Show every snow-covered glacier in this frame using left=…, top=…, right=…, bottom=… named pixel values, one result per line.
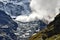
left=0, top=0, right=60, bottom=40
left=0, top=10, right=46, bottom=40
left=0, top=0, right=31, bottom=18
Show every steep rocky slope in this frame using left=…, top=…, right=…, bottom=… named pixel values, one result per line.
left=0, top=10, right=18, bottom=40
left=29, top=13, right=60, bottom=40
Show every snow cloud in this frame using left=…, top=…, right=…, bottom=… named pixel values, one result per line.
left=15, top=0, right=60, bottom=24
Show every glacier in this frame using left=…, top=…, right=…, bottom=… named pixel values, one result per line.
left=0, top=10, right=46, bottom=40
left=0, top=0, right=31, bottom=18
left=0, top=0, right=60, bottom=40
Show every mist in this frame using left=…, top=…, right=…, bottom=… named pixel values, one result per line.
left=15, top=0, right=60, bottom=24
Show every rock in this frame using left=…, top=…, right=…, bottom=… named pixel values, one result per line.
left=0, top=10, right=18, bottom=40
left=0, top=1, right=4, bottom=10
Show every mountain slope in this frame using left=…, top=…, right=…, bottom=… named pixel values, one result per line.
left=0, top=0, right=31, bottom=17
left=0, top=10, right=18, bottom=40
left=29, top=13, right=60, bottom=40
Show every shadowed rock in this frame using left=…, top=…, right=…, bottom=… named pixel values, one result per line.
left=0, top=10, right=18, bottom=40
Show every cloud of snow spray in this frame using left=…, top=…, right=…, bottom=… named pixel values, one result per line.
left=15, top=0, right=60, bottom=24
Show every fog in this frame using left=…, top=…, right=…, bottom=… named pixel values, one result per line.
left=16, top=0, right=60, bottom=24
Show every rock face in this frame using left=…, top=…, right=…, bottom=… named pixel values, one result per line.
left=29, top=13, right=60, bottom=40
left=0, top=10, right=18, bottom=40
